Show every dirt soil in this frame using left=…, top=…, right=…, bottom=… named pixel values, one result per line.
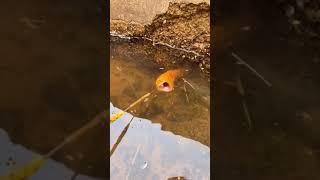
left=110, top=2, right=210, bottom=74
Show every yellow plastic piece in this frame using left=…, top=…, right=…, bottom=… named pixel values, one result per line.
left=0, top=157, right=45, bottom=180
left=110, top=111, right=125, bottom=123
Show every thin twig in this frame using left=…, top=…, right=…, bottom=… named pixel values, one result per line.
left=110, top=91, right=154, bottom=123
left=231, top=52, right=272, bottom=87
left=45, top=111, right=106, bottom=158
left=235, top=73, right=252, bottom=131
left=223, top=81, right=237, bottom=88
left=123, top=91, right=154, bottom=112
left=182, top=78, right=196, bottom=90
left=183, top=84, right=190, bottom=103
left=143, top=37, right=204, bottom=57
left=110, top=32, right=206, bottom=57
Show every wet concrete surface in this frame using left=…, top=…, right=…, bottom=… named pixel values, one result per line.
left=214, top=0, right=320, bottom=179
left=0, top=0, right=106, bottom=178
left=110, top=0, right=210, bottom=25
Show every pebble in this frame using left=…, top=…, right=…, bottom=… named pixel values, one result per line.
left=141, top=161, right=148, bottom=169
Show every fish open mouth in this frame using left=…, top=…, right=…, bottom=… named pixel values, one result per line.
left=159, top=82, right=172, bottom=92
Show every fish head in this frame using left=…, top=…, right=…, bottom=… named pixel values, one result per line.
left=156, top=78, right=174, bottom=92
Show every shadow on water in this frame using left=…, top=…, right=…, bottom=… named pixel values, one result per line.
left=214, top=0, right=320, bottom=179
left=0, top=0, right=106, bottom=179
left=110, top=39, right=210, bottom=179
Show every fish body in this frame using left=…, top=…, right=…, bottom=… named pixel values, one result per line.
left=155, top=68, right=187, bottom=92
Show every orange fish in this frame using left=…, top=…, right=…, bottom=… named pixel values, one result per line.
left=155, top=68, right=187, bottom=92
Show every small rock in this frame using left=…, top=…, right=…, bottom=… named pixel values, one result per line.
left=312, top=57, right=320, bottom=63
left=291, top=19, right=301, bottom=25
left=241, top=26, right=251, bottom=31
left=65, top=155, right=74, bottom=161
left=285, top=5, right=295, bottom=17
left=296, top=0, right=305, bottom=9
left=141, top=161, right=148, bottom=169
left=304, top=147, right=313, bottom=156
left=296, top=111, right=312, bottom=122
left=76, top=152, right=84, bottom=160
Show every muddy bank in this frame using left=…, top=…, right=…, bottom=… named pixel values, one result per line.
left=110, top=2, right=210, bottom=74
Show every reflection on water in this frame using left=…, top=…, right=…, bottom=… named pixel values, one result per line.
left=0, top=129, right=101, bottom=180
left=110, top=103, right=210, bottom=179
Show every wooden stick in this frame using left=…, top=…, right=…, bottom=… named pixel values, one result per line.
left=110, top=116, right=134, bottom=156
left=45, top=111, right=106, bottom=158
left=232, top=52, right=272, bottom=87
left=110, top=90, right=155, bottom=124
left=183, top=84, right=190, bottom=103
left=235, top=73, right=253, bottom=131
left=182, top=78, right=196, bottom=90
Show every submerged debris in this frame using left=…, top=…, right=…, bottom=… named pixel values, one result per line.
left=140, top=161, right=148, bottom=169
left=167, top=176, right=188, bottom=180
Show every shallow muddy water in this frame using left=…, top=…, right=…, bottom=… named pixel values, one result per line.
left=0, top=0, right=106, bottom=178
left=214, top=0, right=320, bottom=179
left=110, top=40, right=210, bottom=179
left=110, top=40, right=210, bottom=146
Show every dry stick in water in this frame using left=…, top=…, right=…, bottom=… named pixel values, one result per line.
left=0, top=111, right=106, bottom=180
left=183, top=84, right=190, bottom=103
left=110, top=91, right=154, bottom=123
left=231, top=52, right=272, bottom=87
left=45, top=111, right=106, bottom=158
left=110, top=116, right=135, bottom=157
left=182, top=78, right=196, bottom=90
left=110, top=32, right=206, bottom=57
left=235, top=73, right=253, bottom=131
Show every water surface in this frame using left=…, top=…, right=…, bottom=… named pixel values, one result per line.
left=110, top=40, right=211, bottom=179
left=110, top=40, right=210, bottom=146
